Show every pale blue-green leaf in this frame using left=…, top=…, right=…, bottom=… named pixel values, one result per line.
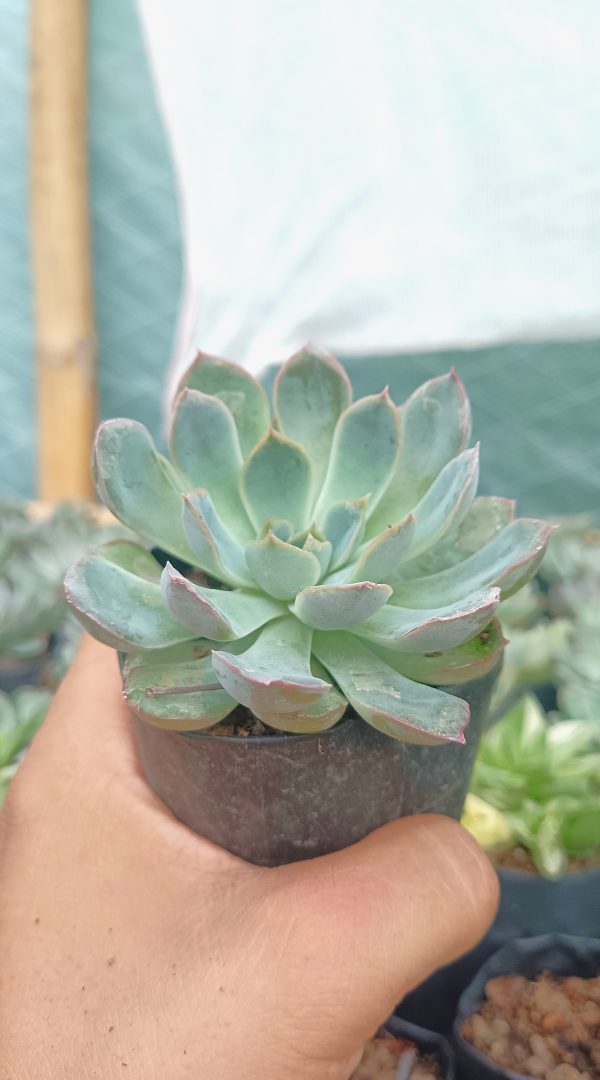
left=303, top=534, right=332, bottom=579
left=176, top=351, right=270, bottom=456
left=291, top=581, right=392, bottom=630
left=397, top=496, right=516, bottom=578
left=273, top=344, right=352, bottom=487
left=390, top=519, right=555, bottom=607
left=212, top=617, right=330, bottom=717
left=314, top=391, right=400, bottom=523
left=160, top=563, right=284, bottom=641
left=259, top=661, right=347, bottom=733
left=182, top=490, right=253, bottom=587
left=321, top=497, right=369, bottom=570
left=169, top=389, right=253, bottom=538
left=258, top=519, right=294, bottom=542
left=352, top=588, right=500, bottom=652
left=313, top=632, right=469, bottom=745
left=64, top=554, right=196, bottom=652
left=125, top=652, right=236, bottom=731
left=97, top=539, right=163, bottom=583
left=346, top=514, right=415, bottom=583
left=245, top=532, right=321, bottom=600
left=93, top=420, right=195, bottom=562
left=367, top=370, right=471, bottom=537
left=405, top=446, right=480, bottom=558
left=240, top=430, right=313, bottom=532
left=368, top=618, right=505, bottom=686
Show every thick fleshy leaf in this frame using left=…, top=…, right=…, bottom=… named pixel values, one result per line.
left=160, top=563, right=284, bottom=641
left=245, top=532, right=321, bottom=600
left=182, top=490, right=253, bottom=587
left=212, top=617, right=330, bottom=717
left=93, top=420, right=195, bottom=562
left=98, top=539, right=163, bottom=583
left=176, top=351, right=270, bottom=456
left=399, top=496, right=516, bottom=578
left=125, top=652, right=236, bottom=731
left=313, top=632, right=469, bottom=745
left=352, top=588, right=500, bottom=653
left=314, top=391, right=400, bottom=522
left=258, top=519, right=294, bottom=542
left=346, top=515, right=415, bottom=583
left=291, top=581, right=392, bottom=630
left=303, top=533, right=332, bottom=579
left=322, top=497, right=369, bottom=570
left=65, top=554, right=195, bottom=652
left=407, top=446, right=480, bottom=556
left=367, top=370, right=471, bottom=537
left=169, top=389, right=253, bottom=538
left=273, top=345, right=352, bottom=487
left=241, top=429, right=313, bottom=532
left=369, top=619, right=505, bottom=686
left=260, top=662, right=348, bottom=733
left=390, top=519, right=554, bottom=607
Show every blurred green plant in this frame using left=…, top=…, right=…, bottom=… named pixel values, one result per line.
left=468, top=694, right=600, bottom=878
left=0, top=687, right=51, bottom=807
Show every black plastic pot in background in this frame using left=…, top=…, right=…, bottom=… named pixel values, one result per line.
left=132, top=663, right=499, bottom=867
left=454, top=934, right=600, bottom=1080
left=384, top=1016, right=456, bottom=1079
left=396, top=862, right=600, bottom=1038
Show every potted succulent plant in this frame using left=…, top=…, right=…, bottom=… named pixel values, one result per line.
left=0, top=686, right=51, bottom=807
left=64, top=347, right=551, bottom=865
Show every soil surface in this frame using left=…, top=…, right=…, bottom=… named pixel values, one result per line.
left=461, top=971, right=600, bottom=1078
left=207, top=707, right=269, bottom=738
left=351, top=1037, right=443, bottom=1079
left=495, top=846, right=600, bottom=875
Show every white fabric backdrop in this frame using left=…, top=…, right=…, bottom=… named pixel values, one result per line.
left=136, top=0, right=600, bottom=395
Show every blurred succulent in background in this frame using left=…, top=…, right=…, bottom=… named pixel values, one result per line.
left=539, top=515, right=600, bottom=617
left=555, top=605, right=600, bottom=720
left=0, top=686, right=51, bottom=807
left=469, top=694, right=600, bottom=877
left=65, top=347, right=551, bottom=743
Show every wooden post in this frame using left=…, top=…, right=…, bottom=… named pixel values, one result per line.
left=30, top=0, right=96, bottom=499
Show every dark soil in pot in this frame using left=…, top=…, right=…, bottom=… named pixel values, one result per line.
left=132, top=663, right=499, bottom=867
left=454, top=935, right=600, bottom=1080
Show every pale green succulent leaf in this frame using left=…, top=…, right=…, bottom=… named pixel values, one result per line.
left=313, top=632, right=469, bottom=745
left=302, top=533, right=333, bottom=579
left=314, top=391, right=400, bottom=522
left=407, top=445, right=480, bottom=557
left=291, top=582, right=392, bottom=630
left=160, top=563, right=284, bottom=641
left=391, top=519, right=554, bottom=607
left=258, top=661, right=347, bottom=733
left=176, top=350, right=270, bottom=456
left=370, top=618, right=505, bottom=686
left=212, top=617, right=330, bottom=717
left=94, top=539, right=163, bottom=583
left=353, top=588, right=500, bottom=653
left=245, top=532, right=321, bottom=600
left=170, top=389, right=253, bottom=539
left=125, top=653, right=236, bottom=731
left=258, top=519, right=294, bottom=542
left=182, top=490, right=253, bottom=587
left=240, top=429, right=313, bottom=532
left=399, top=495, right=516, bottom=578
left=93, top=420, right=196, bottom=563
left=64, top=553, right=196, bottom=652
left=321, top=497, right=369, bottom=570
left=367, top=369, right=471, bottom=538
left=346, top=514, right=415, bottom=583
left=273, top=344, right=352, bottom=487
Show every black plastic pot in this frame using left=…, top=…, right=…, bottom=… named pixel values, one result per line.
left=395, top=862, right=600, bottom=1038
left=132, top=663, right=498, bottom=867
left=454, top=934, right=600, bottom=1080
left=384, top=1016, right=456, bottom=1079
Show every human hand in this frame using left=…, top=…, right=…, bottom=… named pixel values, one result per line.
left=0, top=636, right=498, bottom=1079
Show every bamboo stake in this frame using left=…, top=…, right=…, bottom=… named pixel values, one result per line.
left=30, top=0, right=96, bottom=499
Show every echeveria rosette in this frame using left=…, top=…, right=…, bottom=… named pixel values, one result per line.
left=65, top=346, right=553, bottom=745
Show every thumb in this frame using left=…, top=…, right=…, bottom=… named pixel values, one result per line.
left=270, top=814, right=498, bottom=1064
